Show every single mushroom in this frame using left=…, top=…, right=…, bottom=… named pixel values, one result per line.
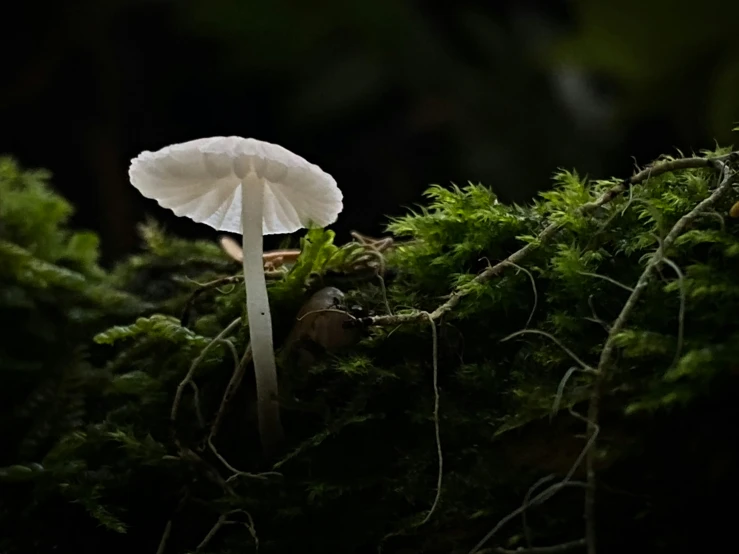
left=128, top=136, right=343, bottom=454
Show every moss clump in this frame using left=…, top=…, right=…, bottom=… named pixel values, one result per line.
left=1, top=150, right=739, bottom=554
left=0, top=158, right=148, bottom=470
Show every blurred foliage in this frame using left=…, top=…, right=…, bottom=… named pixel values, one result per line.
left=176, top=0, right=604, bottom=203
left=554, top=0, right=739, bottom=142
left=0, top=157, right=148, bottom=478
left=2, top=147, right=739, bottom=553
left=6, top=0, right=739, bottom=261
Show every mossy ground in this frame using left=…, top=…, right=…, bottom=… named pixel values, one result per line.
left=1, top=151, right=738, bottom=553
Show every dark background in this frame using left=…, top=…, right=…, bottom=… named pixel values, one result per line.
left=3, top=0, right=739, bottom=262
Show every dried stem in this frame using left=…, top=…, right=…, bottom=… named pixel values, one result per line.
left=420, top=313, right=443, bottom=525
left=467, top=481, right=588, bottom=554
left=181, top=276, right=243, bottom=326
left=551, top=367, right=582, bottom=419
left=155, top=491, right=190, bottom=554
left=576, top=271, right=634, bottom=293
left=469, top=394, right=599, bottom=552
left=155, top=519, right=173, bottom=554
left=483, top=539, right=586, bottom=554
left=166, top=319, right=279, bottom=496
left=471, top=403, right=598, bottom=552
left=522, top=474, right=557, bottom=547
left=175, top=443, right=236, bottom=496
left=660, top=257, right=686, bottom=367
left=171, top=318, right=241, bottom=423
left=585, top=295, right=610, bottom=332
left=296, top=308, right=358, bottom=322
left=189, top=381, right=205, bottom=428
left=181, top=272, right=284, bottom=327
left=209, top=344, right=253, bottom=440
left=502, top=260, right=538, bottom=328
left=351, top=231, right=394, bottom=314
left=196, top=509, right=258, bottom=552
left=205, top=343, right=282, bottom=481
left=501, top=329, right=596, bottom=374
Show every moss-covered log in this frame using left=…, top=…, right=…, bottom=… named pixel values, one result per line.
left=1, top=149, right=738, bottom=554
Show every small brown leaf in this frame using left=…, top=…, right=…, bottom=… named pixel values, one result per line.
left=283, top=287, right=361, bottom=367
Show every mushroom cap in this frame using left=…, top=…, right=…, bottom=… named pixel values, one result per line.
left=128, top=136, right=343, bottom=235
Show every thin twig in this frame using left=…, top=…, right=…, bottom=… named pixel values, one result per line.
left=470, top=405, right=599, bottom=554
left=181, top=276, right=243, bottom=326
left=420, top=313, right=443, bottom=525
left=176, top=443, right=236, bottom=496
left=551, top=367, right=581, bottom=420
left=583, top=158, right=735, bottom=554
left=196, top=514, right=228, bottom=551
left=483, top=538, right=586, bottom=554
left=155, top=519, right=173, bottom=554
left=207, top=435, right=280, bottom=482
left=296, top=308, right=358, bottom=322
left=576, top=272, right=634, bottom=293
left=522, top=474, right=557, bottom=548
left=585, top=295, right=610, bottom=332
left=501, top=329, right=597, bottom=374
left=218, top=338, right=241, bottom=371
left=205, top=344, right=282, bottom=481
left=350, top=230, right=395, bottom=253
left=352, top=233, right=393, bottom=314
left=189, top=381, right=205, bottom=428
left=155, top=490, right=190, bottom=554
left=171, top=318, right=241, bottom=423
left=467, top=481, right=587, bottom=554
left=210, top=344, right=252, bottom=440
left=695, top=209, right=726, bottom=231
left=196, top=509, right=258, bottom=552
left=502, top=261, right=539, bottom=328
left=660, top=257, right=686, bottom=367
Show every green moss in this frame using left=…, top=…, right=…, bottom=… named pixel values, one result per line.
left=2, top=149, right=739, bottom=553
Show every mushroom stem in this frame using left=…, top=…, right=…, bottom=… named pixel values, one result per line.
left=241, top=174, right=284, bottom=455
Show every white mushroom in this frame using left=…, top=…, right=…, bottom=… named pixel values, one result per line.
left=128, top=136, right=343, bottom=453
